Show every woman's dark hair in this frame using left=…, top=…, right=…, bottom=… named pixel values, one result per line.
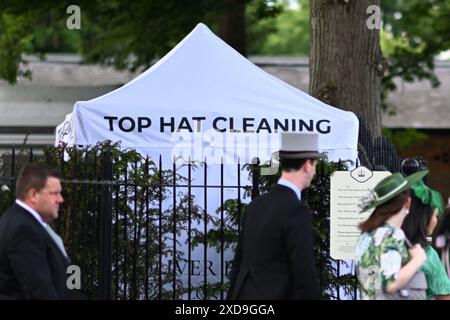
left=437, top=207, right=450, bottom=237
left=359, top=190, right=410, bottom=233
left=401, top=193, right=434, bottom=247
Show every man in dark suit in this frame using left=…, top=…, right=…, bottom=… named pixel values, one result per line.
left=0, top=163, right=82, bottom=299
left=227, top=132, right=323, bottom=300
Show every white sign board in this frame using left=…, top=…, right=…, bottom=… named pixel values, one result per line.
left=330, top=167, right=391, bottom=260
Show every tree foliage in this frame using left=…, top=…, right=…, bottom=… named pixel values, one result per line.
left=381, top=0, right=450, bottom=108
left=3, top=0, right=448, bottom=95
left=0, top=0, right=281, bottom=83
left=381, top=128, right=428, bottom=153
left=248, top=0, right=309, bottom=55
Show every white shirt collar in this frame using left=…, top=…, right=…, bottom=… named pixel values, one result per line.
left=15, top=199, right=47, bottom=228
left=278, top=178, right=301, bottom=200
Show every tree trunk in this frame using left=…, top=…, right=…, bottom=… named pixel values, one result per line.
left=218, top=0, right=247, bottom=56
left=310, top=0, right=382, bottom=136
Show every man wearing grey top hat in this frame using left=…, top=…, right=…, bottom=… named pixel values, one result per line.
left=227, top=132, right=323, bottom=300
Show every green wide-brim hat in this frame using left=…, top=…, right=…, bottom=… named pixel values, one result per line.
left=362, top=170, right=429, bottom=212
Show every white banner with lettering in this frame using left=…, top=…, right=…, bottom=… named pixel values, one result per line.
left=56, top=23, right=358, bottom=165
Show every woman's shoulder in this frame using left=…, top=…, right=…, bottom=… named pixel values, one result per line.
left=423, top=245, right=450, bottom=296
left=425, top=246, right=440, bottom=258
left=424, top=246, right=446, bottom=271
left=373, top=225, right=405, bottom=246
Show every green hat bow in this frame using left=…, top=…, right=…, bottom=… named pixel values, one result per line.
left=411, top=180, right=445, bottom=216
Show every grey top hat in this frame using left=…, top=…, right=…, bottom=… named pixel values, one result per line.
left=274, top=132, right=326, bottom=160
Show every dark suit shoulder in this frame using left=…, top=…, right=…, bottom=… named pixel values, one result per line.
left=0, top=204, right=46, bottom=243
left=264, top=184, right=299, bottom=201
left=273, top=186, right=312, bottom=222
left=246, top=184, right=308, bottom=222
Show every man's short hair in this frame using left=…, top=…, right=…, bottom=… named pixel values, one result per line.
left=280, top=158, right=312, bottom=172
left=16, top=163, right=60, bottom=200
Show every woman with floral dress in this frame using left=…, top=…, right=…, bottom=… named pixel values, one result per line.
left=355, top=171, right=428, bottom=300
left=402, top=191, right=450, bottom=300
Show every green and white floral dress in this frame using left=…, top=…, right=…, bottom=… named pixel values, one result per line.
left=355, top=223, right=409, bottom=300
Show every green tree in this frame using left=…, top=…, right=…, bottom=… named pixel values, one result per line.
left=1, top=0, right=449, bottom=93
left=248, top=0, right=309, bottom=55
left=381, top=0, right=450, bottom=109
left=381, top=128, right=428, bottom=153
left=0, top=0, right=282, bottom=83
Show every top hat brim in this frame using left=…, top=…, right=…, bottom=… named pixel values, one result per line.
left=362, top=170, right=429, bottom=212
left=273, top=150, right=327, bottom=160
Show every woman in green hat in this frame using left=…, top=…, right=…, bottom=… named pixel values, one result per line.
left=402, top=190, right=450, bottom=300
left=355, top=170, right=428, bottom=300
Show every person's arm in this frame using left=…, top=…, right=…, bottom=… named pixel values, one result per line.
left=8, top=223, right=59, bottom=299
left=423, top=246, right=450, bottom=300
left=385, top=244, right=426, bottom=294
left=284, top=205, right=321, bottom=299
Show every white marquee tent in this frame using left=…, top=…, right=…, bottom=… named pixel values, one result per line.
left=56, top=23, right=359, bottom=164
left=55, top=23, right=359, bottom=294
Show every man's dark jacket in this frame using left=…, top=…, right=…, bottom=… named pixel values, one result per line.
left=0, top=203, right=83, bottom=299
left=227, top=184, right=321, bottom=299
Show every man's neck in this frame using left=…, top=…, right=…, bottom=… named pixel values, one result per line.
left=280, top=172, right=304, bottom=190
left=15, top=199, right=47, bottom=226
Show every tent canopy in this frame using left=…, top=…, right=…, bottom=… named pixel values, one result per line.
left=56, top=23, right=359, bottom=164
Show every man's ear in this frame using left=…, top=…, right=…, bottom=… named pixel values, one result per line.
left=26, top=188, right=38, bottom=203
left=307, top=159, right=316, bottom=169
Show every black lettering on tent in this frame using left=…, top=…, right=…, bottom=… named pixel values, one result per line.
left=191, top=260, right=201, bottom=276
left=178, top=117, right=193, bottom=132
left=173, top=259, right=187, bottom=275
left=138, top=117, right=151, bottom=132
left=213, top=117, right=227, bottom=132
left=299, top=119, right=313, bottom=132
left=104, top=116, right=118, bottom=131
left=274, top=119, right=288, bottom=132
left=225, top=260, right=233, bottom=276
left=230, top=117, right=241, bottom=133
left=119, top=117, right=135, bottom=132
left=206, top=260, right=216, bottom=276
left=160, top=117, right=175, bottom=132
left=192, top=116, right=206, bottom=132
left=256, top=118, right=272, bottom=133
left=291, top=119, right=296, bottom=131
left=243, top=118, right=255, bottom=132
left=317, top=119, right=331, bottom=134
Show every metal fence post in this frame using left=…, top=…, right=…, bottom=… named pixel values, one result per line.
left=99, top=148, right=113, bottom=299
left=251, top=157, right=260, bottom=199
